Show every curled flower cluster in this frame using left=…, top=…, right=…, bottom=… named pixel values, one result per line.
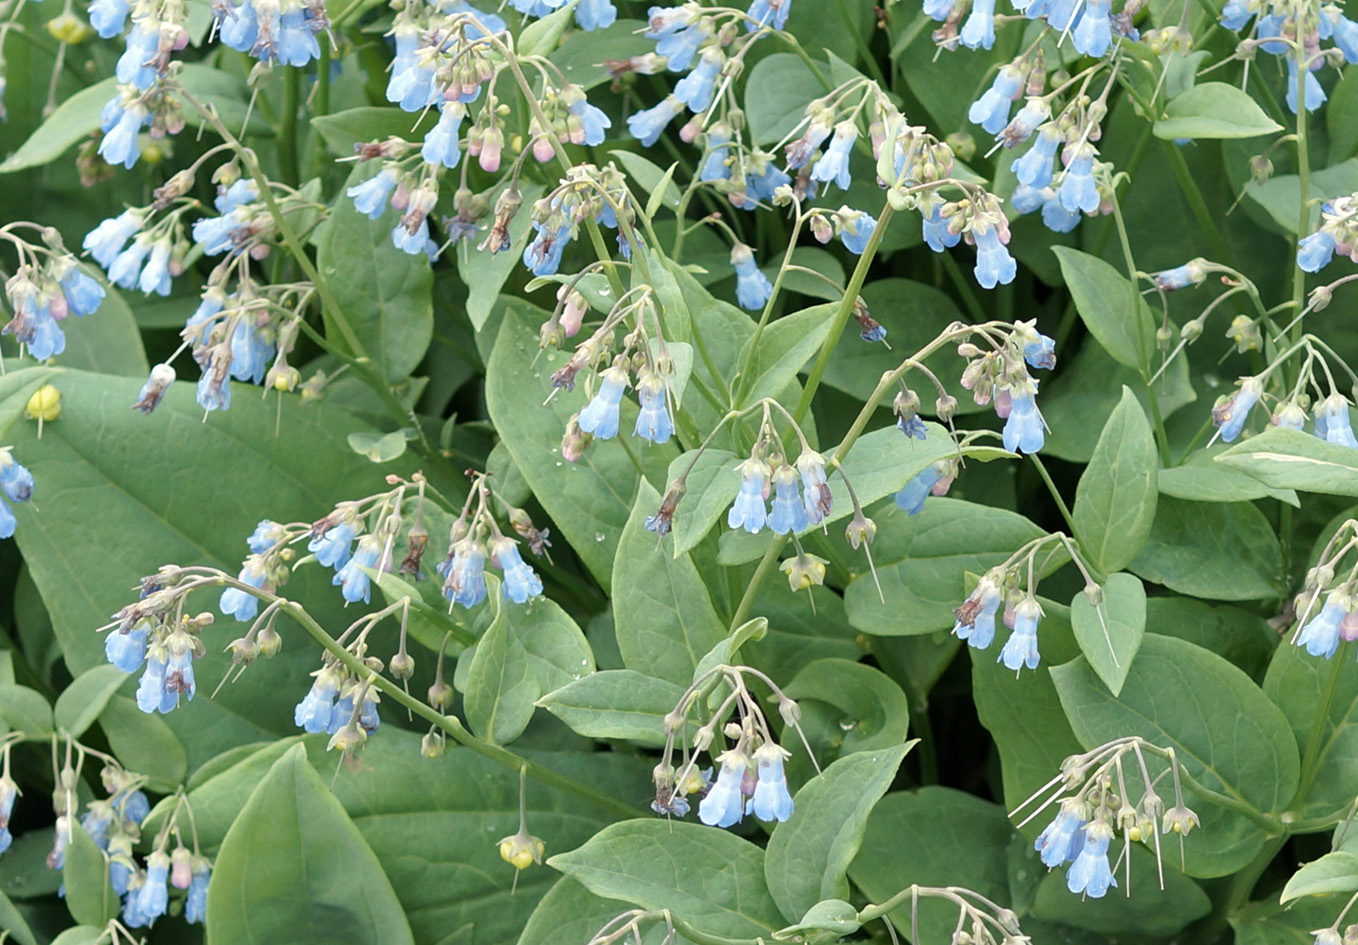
left=1211, top=376, right=1357, bottom=447
left=651, top=664, right=804, bottom=828
left=294, top=661, right=382, bottom=745
left=725, top=449, right=831, bottom=537
left=1, top=230, right=106, bottom=360
left=959, top=319, right=1057, bottom=454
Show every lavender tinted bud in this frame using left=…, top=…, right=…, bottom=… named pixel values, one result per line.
left=935, top=394, right=958, bottom=421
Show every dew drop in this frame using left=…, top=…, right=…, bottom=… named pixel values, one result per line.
left=594, top=533, right=606, bottom=542
left=839, top=719, right=857, bottom=732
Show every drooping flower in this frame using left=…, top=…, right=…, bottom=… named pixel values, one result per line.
left=1013, top=127, right=1061, bottom=188
left=1297, top=230, right=1337, bottom=273
left=1035, top=801, right=1087, bottom=868
left=1296, top=591, right=1351, bottom=659
left=959, top=0, right=997, bottom=48
left=1066, top=821, right=1117, bottom=898
left=675, top=47, right=724, bottom=114
left=633, top=370, right=674, bottom=444
left=421, top=103, right=465, bottom=169
left=628, top=95, right=684, bottom=146
left=309, top=520, right=357, bottom=570
left=334, top=535, right=382, bottom=604
left=698, top=750, right=747, bottom=827
left=185, top=858, right=211, bottom=924
left=810, top=122, right=857, bottom=191
left=220, top=556, right=269, bottom=622
left=968, top=66, right=1022, bottom=135
left=973, top=222, right=1016, bottom=289
left=895, top=462, right=945, bottom=516
left=835, top=207, right=877, bottom=254
left=767, top=464, right=809, bottom=535
left=953, top=577, right=1002, bottom=649
left=998, top=597, right=1043, bottom=671
left=1058, top=144, right=1100, bottom=214
left=1315, top=394, right=1358, bottom=448
left=439, top=537, right=489, bottom=609
left=728, top=457, right=770, bottom=533
left=294, top=667, right=342, bottom=733
left=577, top=364, right=629, bottom=440
left=1003, top=385, right=1045, bottom=454
left=747, top=0, right=792, bottom=30
left=731, top=243, right=772, bottom=311
left=750, top=743, right=794, bottom=822
left=1212, top=376, right=1263, bottom=443
left=348, top=168, right=399, bottom=220
left=490, top=536, right=543, bottom=603
left=796, top=451, right=831, bottom=524
left=105, top=626, right=149, bottom=674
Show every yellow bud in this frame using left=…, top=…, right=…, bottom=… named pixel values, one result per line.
left=46, top=12, right=92, bottom=44
left=497, top=832, right=545, bottom=871
left=26, top=384, right=62, bottom=422
left=780, top=553, right=828, bottom=592
left=272, top=366, right=300, bottom=392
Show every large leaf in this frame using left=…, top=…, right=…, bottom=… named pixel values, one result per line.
left=1072, top=387, right=1158, bottom=575
left=1030, top=842, right=1210, bottom=935
left=517, top=877, right=667, bottom=945
left=1263, top=642, right=1358, bottom=819
left=764, top=743, right=911, bottom=922
left=1215, top=428, right=1358, bottom=497
left=54, top=664, right=128, bottom=738
left=613, top=480, right=725, bottom=685
left=464, top=590, right=595, bottom=744
left=744, top=54, right=825, bottom=145
left=1129, top=497, right=1282, bottom=600
left=1051, top=634, right=1300, bottom=877
left=1280, top=852, right=1358, bottom=903
left=1153, top=83, right=1284, bottom=139
left=62, top=824, right=117, bottom=928
left=782, top=658, right=911, bottom=762
left=58, top=279, right=148, bottom=379
left=736, top=303, right=834, bottom=407
left=1052, top=248, right=1154, bottom=374
left=206, top=743, right=416, bottom=945
left=1069, top=572, right=1146, bottom=697
left=486, top=305, right=676, bottom=590
left=665, top=448, right=740, bottom=558
left=548, top=820, right=786, bottom=940
left=317, top=166, right=434, bottom=383
left=1158, top=447, right=1299, bottom=506
left=848, top=788, right=1014, bottom=944
left=844, top=498, right=1046, bottom=636
left=537, top=669, right=685, bottom=746
left=6, top=367, right=419, bottom=770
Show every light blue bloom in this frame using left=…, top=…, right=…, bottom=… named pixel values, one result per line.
left=0, top=498, right=15, bottom=539
left=1296, top=593, right=1349, bottom=659
left=1071, top=0, right=1111, bottom=55
left=578, top=365, right=629, bottom=439
left=797, top=452, right=831, bottom=524
left=698, top=753, right=747, bottom=827
left=523, top=223, right=571, bottom=276
left=421, top=103, right=465, bottom=169
left=728, top=458, right=770, bottom=533
left=218, top=0, right=260, bottom=52
left=742, top=156, right=790, bottom=205
left=27, top=314, right=66, bottom=362
left=922, top=204, right=960, bottom=252
left=105, top=626, right=149, bottom=674
left=999, top=598, right=1042, bottom=671
left=359, top=690, right=380, bottom=731
left=215, top=179, right=259, bottom=213
left=1315, top=395, right=1358, bottom=448
left=84, top=209, right=144, bottom=268
left=294, top=672, right=340, bottom=733
left=116, top=25, right=159, bottom=89
left=192, top=210, right=248, bottom=256
left=634, top=372, right=674, bottom=444
left=275, top=10, right=320, bottom=66
left=98, top=101, right=148, bottom=169
left=59, top=266, right=105, bottom=316
left=895, top=463, right=943, bottom=516
left=1024, top=335, right=1056, bottom=370
left=960, top=0, right=996, bottom=48
left=135, top=655, right=172, bottom=713
left=309, top=521, right=356, bottom=569
left=220, top=557, right=268, bottom=621
left=1012, top=127, right=1061, bottom=188
left=576, top=0, right=617, bottom=29
left=898, top=415, right=928, bottom=440
left=492, top=537, right=543, bottom=603
left=1286, top=57, right=1326, bottom=113
left=837, top=209, right=876, bottom=254
left=185, top=861, right=210, bottom=924
left=108, top=236, right=151, bottom=289
left=699, top=125, right=732, bottom=180
left=1035, top=804, right=1087, bottom=868
left=924, top=0, right=953, bottom=19
left=999, top=99, right=1049, bottom=145
left=768, top=465, right=809, bottom=535
left=167, top=646, right=196, bottom=704
left=329, top=695, right=355, bottom=735
left=1058, top=146, right=1100, bottom=213
left=1297, top=230, right=1337, bottom=272
left=136, top=852, right=171, bottom=923
left=1220, top=0, right=1252, bottom=30
left=1041, top=192, right=1081, bottom=232
left=1152, top=259, right=1207, bottom=291
left=335, top=535, right=382, bottom=604
left=973, top=224, right=1017, bottom=289
left=137, top=241, right=172, bottom=296
left=1212, top=376, right=1262, bottom=443
left=440, top=539, right=489, bottom=609
left=247, top=520, right=285, bottom=555
left=1334, top=15, right=1358, bottom=62
left=747, top=0, right=791, bottom=30
left=628, top=95, right=683, bottom=145
left=392, top=217, right=430, bottom=255
left=954, top=579, right=1002, bottom=649
left=968, top=67, right=1022, bottom=135
left=114, top=788, right=149, bottom=826
left=228, top=319, right=274, bottom=384
left=751, top=744, right=794, bottom=822
left=732, top=243, right=772, bottom=310
left=89, top=0, right=129, bottom=37
left=0, top=452, right=34, bottom=503
left=811, top=123, right=856, bottom=191
left=1067, top=822, right=1117, bottom=898
left=567, top=92, right=611, bottom=145
left=675, top=47, right=723, bottom=113
left=1003, top=387, right=1045, bottom=453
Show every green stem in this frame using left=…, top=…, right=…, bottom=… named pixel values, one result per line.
left=278, top=67, right=301, bottom=188
left=728, top=539, right=787, bottom=633
left=1291, top=644, right=1348, bottom=806
left=278, top=598, right=638, bottom=818
left=1291, top=62, right=1312, bottom=357
left=1027, top=454, right=1078, bottom=538
left=1161, top=141, right=1232, bottom=267
left=792, top=205, right=894, bottom=423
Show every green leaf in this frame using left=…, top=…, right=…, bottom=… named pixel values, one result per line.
left=1246, top=159, right=1358, bottom=234
left=318, top=166, right=434, bottom=384
left=1069, top=573, right=1146, bottom=697
left=692, top=617, right=768, bottom=682
left=1153, top=83, right=1284, bottom=139
left=516, top=878, right=646, bottom=945
left=347, top=429, right=412, bottom=463
left=1052, top=248, right=1154, bottom=374
left=48, top=927, right=104, bottom=945
left=775, top=899, right=861, bottom=940
left=1232, top=896, right=1342, bottom=945
left=844, top=498, right=1047, bottom=636
left=1129, top=496, right=1282, bottom=600
left=310, top=107, right=437, bottom=157
left=464, top=589, right=594, bottom=745
left=848, top=788, right=1016, bottom=945
left=610, top=151, right=681, bottom=212
left=613, top=479, right=725, bottom=685
left=665, top=448, right=739, bottom=557
left=744, top=54, right=824, bottom=145
left=736, top=303, right=835, bottom=407
left=1262, top=641, right=1358, bottom=819
left=548, top=19, right=653, bottom=91
left=782, top=659, right=910, bottom=759
left=1148, top=597, right=1276, bottom=681
left=1030, top=841, right=1210, bottom=935
left=519, top=0, right=578, bottom=55
left=0, top=65, right=269, bottom=174
left=486, top=305, right=676, bottom=590
left=0, top=890, right=39, bottom=945
left=1072, top=387, right=1158, bottom=574
left=1280, top=852, right=1358, bottom=903
left=1158, top=447, right=1299, bottom=506
left=62, top=824, right=117, bottom=928
left=765, top=744, right=912, bottom=922
left=548, top=820, right=786, bottom=939
left=0, top=684, right=51, bottom=735
left=7, top=367, right=416, bottom=770
left=1051, top=634, right=1300, bottom=877
left=1216, top=427, right=1358, bottom=497
left=459, top=185, right=543, bottom=331
left=54, top=664, right=128, bottom=738
left=99, top=695, right=188, bottom=788
left=206, top=743, right=416, bottom=945
left=537, top=669, right=685, bottom=745
left=58, top=278, right=149, bottom=379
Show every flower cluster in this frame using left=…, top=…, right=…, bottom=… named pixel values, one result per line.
left=294, top=660, right=382, bottom=747
left=1289, top=520, right=1358, bottom=660
left=0, top=448, right=35, bottom=540
left=1220, top=0, right=1358, bottom=113
left=1, top=228, right=106, bottom=360
left=83, top=169, right=306, bottom=415
left=1296, top=195, right=1358, bottom=273
left=1210, top=370, right=1357, bottom=448
left=959, top=319, right=1057, bottom=454
left=103, top=605, right=209, bottom=716
left=1017, top=737, right=1202, bottom=900
left=928, top=0, right=1140, bottom=56
left=725, top=448, right=831, bottom=536
left=651, top=664, right=805, bottom=828
left=437, top=472, right=547, bottom=608
left=953, top=572, right=1048, bottom=672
